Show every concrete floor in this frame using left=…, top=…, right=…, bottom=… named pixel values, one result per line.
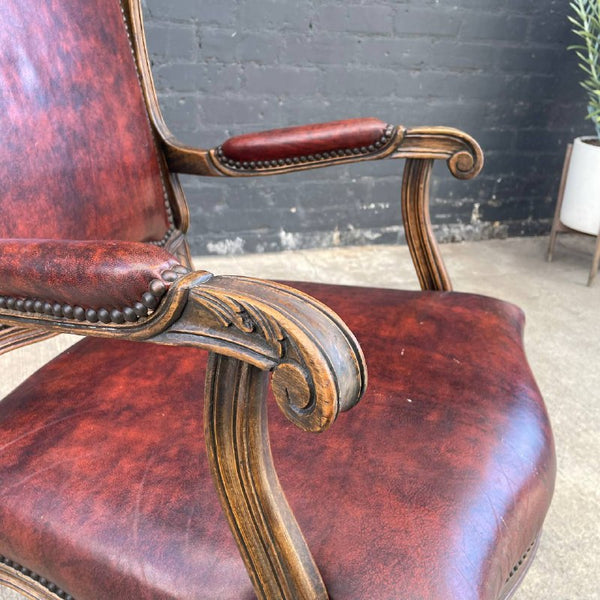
left=0, top=235, right=598, bottom=599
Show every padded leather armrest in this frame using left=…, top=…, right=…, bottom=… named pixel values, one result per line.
left=211, top=118, right=399, bottom=175
left=0, top=240, right=188, bottom=325
left=219, top=118, right=390, bottom=164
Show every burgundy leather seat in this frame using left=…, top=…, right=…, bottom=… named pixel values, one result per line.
left=0, top=283, right=555, bottom=600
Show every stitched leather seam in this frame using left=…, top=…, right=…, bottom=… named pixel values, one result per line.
left=0, top=266, right=189, bottom=325
left=214, top=124, right=396, bottom=171
left=118, top=0, right=175, bottom=246
left=0, top=554, right=73, bottom=600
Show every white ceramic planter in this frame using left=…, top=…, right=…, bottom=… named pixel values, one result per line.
left=560, top=136, right=600, bottom=236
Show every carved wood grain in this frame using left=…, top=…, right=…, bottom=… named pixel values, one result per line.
left=0, top=326, right=57, bottom=358
left=401, top=158, right=452, bottom=292
left=205, top=353, right=328, bottom=600
left=393, top=126, right=484, bottom=180
left=164, top=229, right=194, bottom=269
left=0, top=275, right=366, bottom=431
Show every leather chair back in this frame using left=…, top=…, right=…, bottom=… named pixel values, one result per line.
left=0, top=0, right=173, bottom=243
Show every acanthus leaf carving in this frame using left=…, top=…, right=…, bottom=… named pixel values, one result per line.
left=189, top=288, right=285, bottom=358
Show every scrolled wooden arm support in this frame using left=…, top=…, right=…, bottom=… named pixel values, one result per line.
left=155, top=274, right=367, bottom=599
left=395, top=128, right=483, bottom=290
left=0, top=270, right=366, bottom=599
left=152, top=274, right=367, bottom=431
left=163, top=121, right=483, bottom=291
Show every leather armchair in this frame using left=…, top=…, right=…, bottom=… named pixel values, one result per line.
left=0, top=1, right=555, bottom=599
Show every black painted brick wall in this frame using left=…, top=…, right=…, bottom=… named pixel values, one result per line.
left=142, top=0, right=589, bottom=255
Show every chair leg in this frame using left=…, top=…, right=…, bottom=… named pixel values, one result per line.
left=588, top=231, right=600, bottom=286
left=547, top=143, right=573, bottom=262
left=204, top=353, right=328, bottom=600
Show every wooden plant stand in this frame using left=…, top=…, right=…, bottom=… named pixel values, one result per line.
left=547, top=143, right=600, bottom=286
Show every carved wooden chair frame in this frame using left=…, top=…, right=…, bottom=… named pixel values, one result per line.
left=0, top=2, right=489, bottom=599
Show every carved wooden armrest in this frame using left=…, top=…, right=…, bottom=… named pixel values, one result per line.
left=156, top=275, right=366, bottom=599
left=163, top=121, right=483, bottom=292
left=1, top=263, right=366, bottom=599
left=164, top=119, right=482, bottom=180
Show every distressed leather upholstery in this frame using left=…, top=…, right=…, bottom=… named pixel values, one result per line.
left=0, top=240, right=184, bottom=314
left=0, top=0, right=172, bottom=243
left=0, top=284, right=555, bottom=600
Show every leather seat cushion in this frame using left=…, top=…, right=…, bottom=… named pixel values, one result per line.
left=0, top=283, right=555, bottom=600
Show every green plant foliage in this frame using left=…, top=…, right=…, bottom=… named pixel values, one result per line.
left=569, top=0, right=600, bottom=137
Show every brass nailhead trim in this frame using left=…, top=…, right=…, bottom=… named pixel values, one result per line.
left=504, top=539, right=536, bottom=584
left=0, top=554, right=74, bottom=600
left=216, top=124, right=396, bottom=171
left=0, top=265, right=190, bottom=326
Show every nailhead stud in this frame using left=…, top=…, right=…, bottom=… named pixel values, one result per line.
left=142, top=292, right=158, bottom=309
left=172, top=265, right=190, bottom=275
left=149, top=279, right=166, bottom=297
left=215, top=125, right=394, bottom=170
left=97, top=308, right=111, bottom=324
left=123, top=307, right=138, bottom=322
left=134, top=302, right=148, bottom=317
left=161, top=270, right=178, bottom=283
left=86, top=309, right=98, bottom=323
left=110, top=309, right=125, bottom=324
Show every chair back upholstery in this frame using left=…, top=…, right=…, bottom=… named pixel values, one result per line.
left=0, top=0, right=173, bottom=243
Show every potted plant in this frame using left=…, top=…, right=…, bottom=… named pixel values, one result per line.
left=560, top=0, right=600, bottom=237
